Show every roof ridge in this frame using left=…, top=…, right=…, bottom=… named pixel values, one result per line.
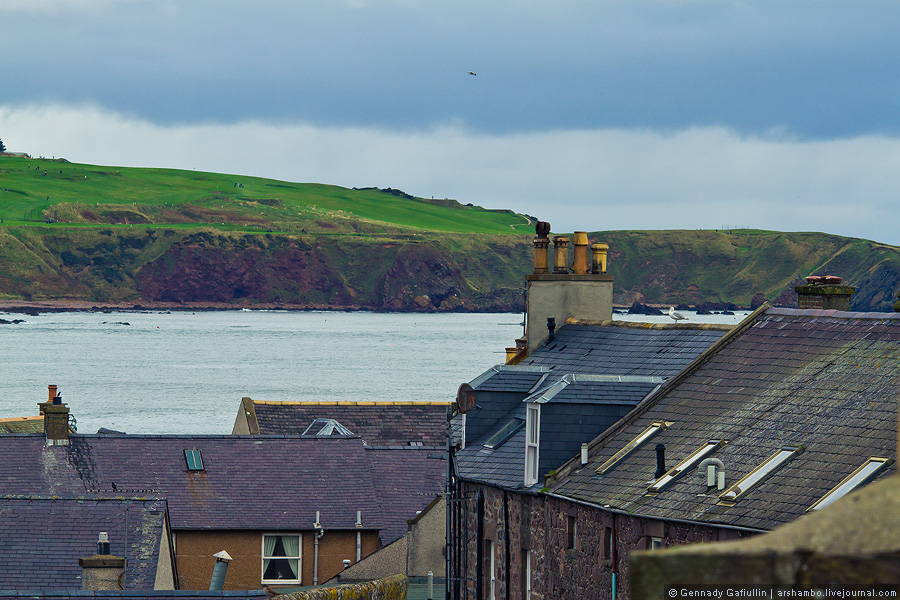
left=766, top=307, right=900, bottom=320
left=566, top=318, right=735, bottom=332
left=253, top=400, right=452, bottom=406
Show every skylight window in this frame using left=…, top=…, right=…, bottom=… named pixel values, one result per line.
left=483, top=418, right=525, bottom=449
left=718, top=446, right=802, bottom=503
left=184, top=449, right=204, bottom=471
left=302, top=418, right=355, bottom=437
left=595, top=422, right=673, bottom=475
left=808, top=457, right=892, bottom=511
left=647, top=440, right=725, bottom=494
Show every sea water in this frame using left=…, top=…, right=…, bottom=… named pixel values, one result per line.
left=0, top=309, right=750, bottom=434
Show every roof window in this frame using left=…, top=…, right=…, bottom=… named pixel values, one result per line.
left=808, top=457, right=892, bottom=511
left=483, top=418, right=525, bottom=450
left=184, top=449, right=204, bottom=471
left=596, top=421, right=673, bottom=476
left=718, top=446, right=802, bottom=503
left=647, top=440, right=726, bottom=494
left=302, top=418, right=355, bottom=437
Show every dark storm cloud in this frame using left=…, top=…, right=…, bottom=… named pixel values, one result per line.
left=4, top=0, right=900, bottom=137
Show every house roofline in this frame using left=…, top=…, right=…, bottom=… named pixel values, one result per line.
left=543, top=492, right=767, bottom=534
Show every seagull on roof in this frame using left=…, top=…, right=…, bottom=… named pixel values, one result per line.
left=468, top=71, right=477, bottom=76
left=668, top=306, right=687, bottom=322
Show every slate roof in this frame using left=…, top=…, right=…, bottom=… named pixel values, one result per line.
left=518, top=323, right=727, bottom=377
left=0, top=435, right=386, bottom=532
left=249, top=401, right=448, bottom=447
left=366, top=447, right=446, bottom=544
left=455, top=321, right=730, bottom=490
left=0, top=496, right=166, bottom=590
left=0, top=416, right=44, bottom=434
left=553, top=307, right=900, bottom=532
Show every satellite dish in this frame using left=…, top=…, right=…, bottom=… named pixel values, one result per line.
left=456, top=383, right=476, bottom=414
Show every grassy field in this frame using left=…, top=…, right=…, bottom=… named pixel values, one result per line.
left=0, top=156, right=533, bottom=235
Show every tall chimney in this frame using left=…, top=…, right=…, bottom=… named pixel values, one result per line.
left=39, top=387, right=70, bottom=446
left=795, top=275, right=855, bottom=311
left=570, top=232, right=590, bottom=275
left=79, top=532, right=126, bottom=590
left=552, top=236, right=570, bottom=274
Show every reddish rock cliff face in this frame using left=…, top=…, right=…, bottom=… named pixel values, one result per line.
left=134, top=233, right=526, bottom=312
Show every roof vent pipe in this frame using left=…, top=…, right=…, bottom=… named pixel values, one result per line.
left=547, top=317, right=556, bottom=342
left=581, top=443, right=589, bottom=466
left=698, top=458, right=726, bottom=490
left=208, top=550, right=232, bottom=591
left=654, top=443, right=666, bottom=479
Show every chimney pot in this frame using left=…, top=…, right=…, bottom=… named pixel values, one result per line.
left=570, top=232, right=590, bottom=274
left=552, top=236, right=570, bottom=274
left=591, top=243, right=609, bottom=274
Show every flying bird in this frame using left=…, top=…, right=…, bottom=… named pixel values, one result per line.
left=668, top=307, right=687, bottom=322
left=468, top=71, right=477, bottom=76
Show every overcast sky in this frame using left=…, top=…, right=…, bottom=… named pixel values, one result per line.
left=2, top=0, right=900, bottom=243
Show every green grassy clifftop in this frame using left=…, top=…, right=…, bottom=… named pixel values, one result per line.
left=1, top=156, right=899, bottom=311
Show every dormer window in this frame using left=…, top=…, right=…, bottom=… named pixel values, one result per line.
left=719, top=446, right=802, bottom=504
left=524, top=405, right=540, bottom=486
left=595, top=421, right=673, bottom=476
left=808, top=457, right=892, bottom=511
left=184, top=449, right=204, bottom=471
left=647, top=440, right=726, bottom=494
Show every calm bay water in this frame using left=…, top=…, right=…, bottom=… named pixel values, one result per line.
left=0, top=309, right=750, bottom=435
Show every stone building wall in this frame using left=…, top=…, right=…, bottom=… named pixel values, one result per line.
left=455, top=481, right=755, bottom=600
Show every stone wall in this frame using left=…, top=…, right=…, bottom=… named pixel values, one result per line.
left=273, top=574, right=407, bottom=600
left=454, top=481, right=754, bottom=600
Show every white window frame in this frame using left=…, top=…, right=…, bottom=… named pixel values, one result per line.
left=808, top=457, right=893, bottom=511
left=647, top=440, right=726, bottom=494
left=595, top=421, right=673, bottom=475
left=719, top=446, right=801, bottom=503
left=524, top=405, right=540, bottom=486
left=261, top=533, right=302, bottom=585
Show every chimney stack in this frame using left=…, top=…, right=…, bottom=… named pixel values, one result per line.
left=524, top=222, right=614, bottom=353
left=795, top=275, right=855, bottom=311
left=79, top=532, right=126, bottom=591
left=39, top=385, right=70, bottom=446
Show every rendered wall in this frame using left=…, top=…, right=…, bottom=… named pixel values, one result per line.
left=407, top=496, right=446, bottom=577
left=174, top=529, right=381, bottom=590
left=525, top=276, right=614, bottom=353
